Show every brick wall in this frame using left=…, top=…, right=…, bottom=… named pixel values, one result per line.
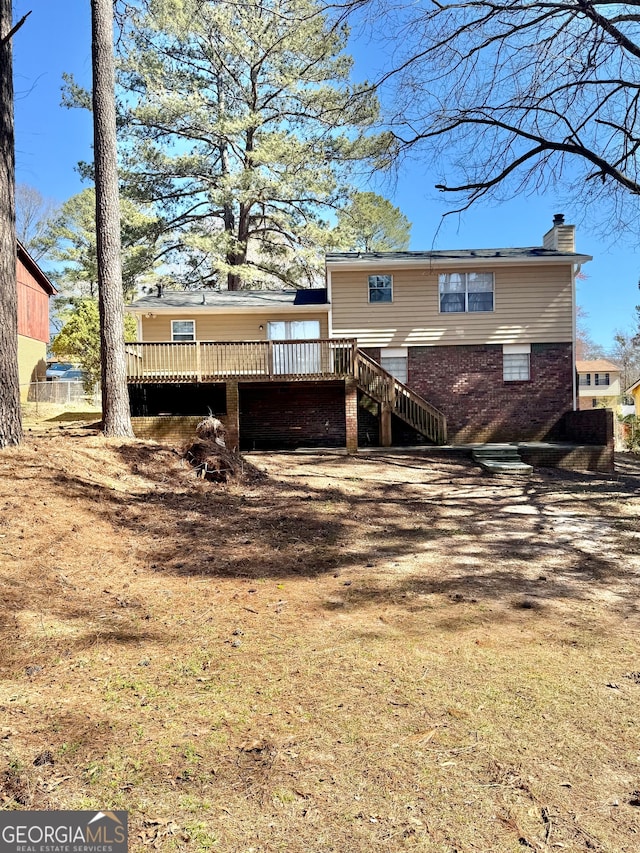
left=131, top=415, right=203, bottom=442
left=560, top=408, right=614, bottom=446
left=239, top=382, right=346, bottom=450
left=518, top=444, right=614, bottom=473
left=345, top=378, right=358, bottom=453
left=407, top=343, right=573, bottom=443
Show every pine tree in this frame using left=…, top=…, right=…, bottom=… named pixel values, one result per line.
left=0, top=0, right=28, bottom=448
left=91, top=0, right=134, bottom=436
left=118, top=0, right=392, bottom=290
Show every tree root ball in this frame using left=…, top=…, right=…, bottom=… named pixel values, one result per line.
left=183, top=439, right=266, bottom=484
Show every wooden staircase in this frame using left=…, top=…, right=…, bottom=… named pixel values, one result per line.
left=354, top=350, right=447, bottom=445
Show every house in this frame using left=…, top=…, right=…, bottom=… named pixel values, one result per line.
left=576, top=359, right=622, bottom=410
left=127, top=216, right=607, bottom=459
left=16, top=242, right=57, bottom=401
left=627, top=377, right=640, bottom=416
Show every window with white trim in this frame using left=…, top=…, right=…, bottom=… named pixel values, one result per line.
left=503, top=344, right=531, bottom=381
left=579, top=373, right=591, bottom=386
left=368, top=274, right=392, bottom=303
left=171, top=319, right=195, bottom=341
left=594, top=372, right=610, bottom=387
left=439, top=272, right=494, bottom=313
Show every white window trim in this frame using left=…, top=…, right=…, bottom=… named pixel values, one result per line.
left=368, top=274, right=393, bottom=304
left=171, top=319, right=196, bottom=342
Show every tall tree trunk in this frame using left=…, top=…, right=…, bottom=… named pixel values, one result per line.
left=0, top=0, right=22, bottom=448
left=91, top=0, right=133, bottom=437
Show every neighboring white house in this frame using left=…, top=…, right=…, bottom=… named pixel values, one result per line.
left=576, top=359, right=622, bottom=410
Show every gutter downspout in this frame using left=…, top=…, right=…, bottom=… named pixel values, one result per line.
left=572, top=264, right=581, bottom=411
left=326, top=265, right=333, bottom=339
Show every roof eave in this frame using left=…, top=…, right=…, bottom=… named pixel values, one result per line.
left=127, top=302, right=330, bottom=315
left=17, top=241, right=57, bottom=295
left=326, top=254, right=592, bottom=271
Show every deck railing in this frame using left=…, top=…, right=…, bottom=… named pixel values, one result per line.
left=125, top=339, right=357, bottom=383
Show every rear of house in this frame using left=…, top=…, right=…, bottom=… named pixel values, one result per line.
left=127, top=216, right=603, bottom=457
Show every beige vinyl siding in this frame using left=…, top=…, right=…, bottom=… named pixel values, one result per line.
left=330, top=264, right=574, bottom=347
left=17, top=335, right=47, bottom=399
left=139, top=311, right=329, bottom=342
left=577, top=375, right=621, bottom=398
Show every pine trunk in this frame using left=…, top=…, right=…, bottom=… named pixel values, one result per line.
left=91, top=0, right=133, bottom=437
left=0, top=0, right=22, bottom=448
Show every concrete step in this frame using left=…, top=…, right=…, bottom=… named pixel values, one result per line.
left=471, top=445, right=533, bottom=476
left=475, top=459, right=533, bottom=476
left=471, top=444, right=519, bottom=457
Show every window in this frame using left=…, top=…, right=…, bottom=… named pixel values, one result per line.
left=171, top=320, right=195, bottom=341
left=594, top=372, right=610, bottom=387
left=579, top=373, right=591, bottom=387
left=380, top=349, right=408, bottom=384
left=439, top=272, right=494, bottom=313
left=503, top=344, right=530, bottom=381
left=368, top=275, right=392, bottom=303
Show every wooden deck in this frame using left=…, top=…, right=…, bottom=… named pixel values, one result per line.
left=125, top=339, right=357, bottom=383
left=126, top=339, right=448, bottom=445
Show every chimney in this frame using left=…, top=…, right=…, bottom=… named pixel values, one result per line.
left=543, top=213, right=575, bottom=253
left=156, top=283, right=163, bottom=298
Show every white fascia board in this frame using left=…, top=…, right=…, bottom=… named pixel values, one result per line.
left=129, top=303, right=330, bottom=315
left=326, top=255, right=592, bottom=271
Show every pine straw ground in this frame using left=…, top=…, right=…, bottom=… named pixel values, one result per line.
left=1, top=422, right=640, bottom=852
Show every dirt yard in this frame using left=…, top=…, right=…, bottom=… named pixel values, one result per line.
left=1, top=422, right=639, bottom=852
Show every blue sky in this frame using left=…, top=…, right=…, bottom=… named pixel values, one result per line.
left=11, top=0, right=640, bottom=352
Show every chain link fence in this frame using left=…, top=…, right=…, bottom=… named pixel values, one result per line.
left=22, top=380, right=101, bottom=409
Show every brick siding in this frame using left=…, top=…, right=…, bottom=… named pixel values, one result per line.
left=407, top=343, right=573, bottom=443
left=239, top=382, right=346, bottom=450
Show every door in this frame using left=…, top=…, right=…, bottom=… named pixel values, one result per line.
left=267, top=320, right=321, bottom=374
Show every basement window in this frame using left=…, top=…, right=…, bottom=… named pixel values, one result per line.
left=380, top=348, right=408, bottom=384
left=172, top=320, right=195, bottom=342
left=503, top=344, right=531, bottom=381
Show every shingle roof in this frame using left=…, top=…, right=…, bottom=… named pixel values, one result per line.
left=576, top=359, right=621, bottom=373
left=326, top=247, right=590, bottom=263
left=129, top=289, right=328, bottom=311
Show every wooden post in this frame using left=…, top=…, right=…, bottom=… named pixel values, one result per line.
left=195, top=342, right=202, bottom=382
left=380, top=401, right=392, bottom=447
left=225, top=380, right=240, bottom=450
left=267, top=340, right=274, bottom=377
